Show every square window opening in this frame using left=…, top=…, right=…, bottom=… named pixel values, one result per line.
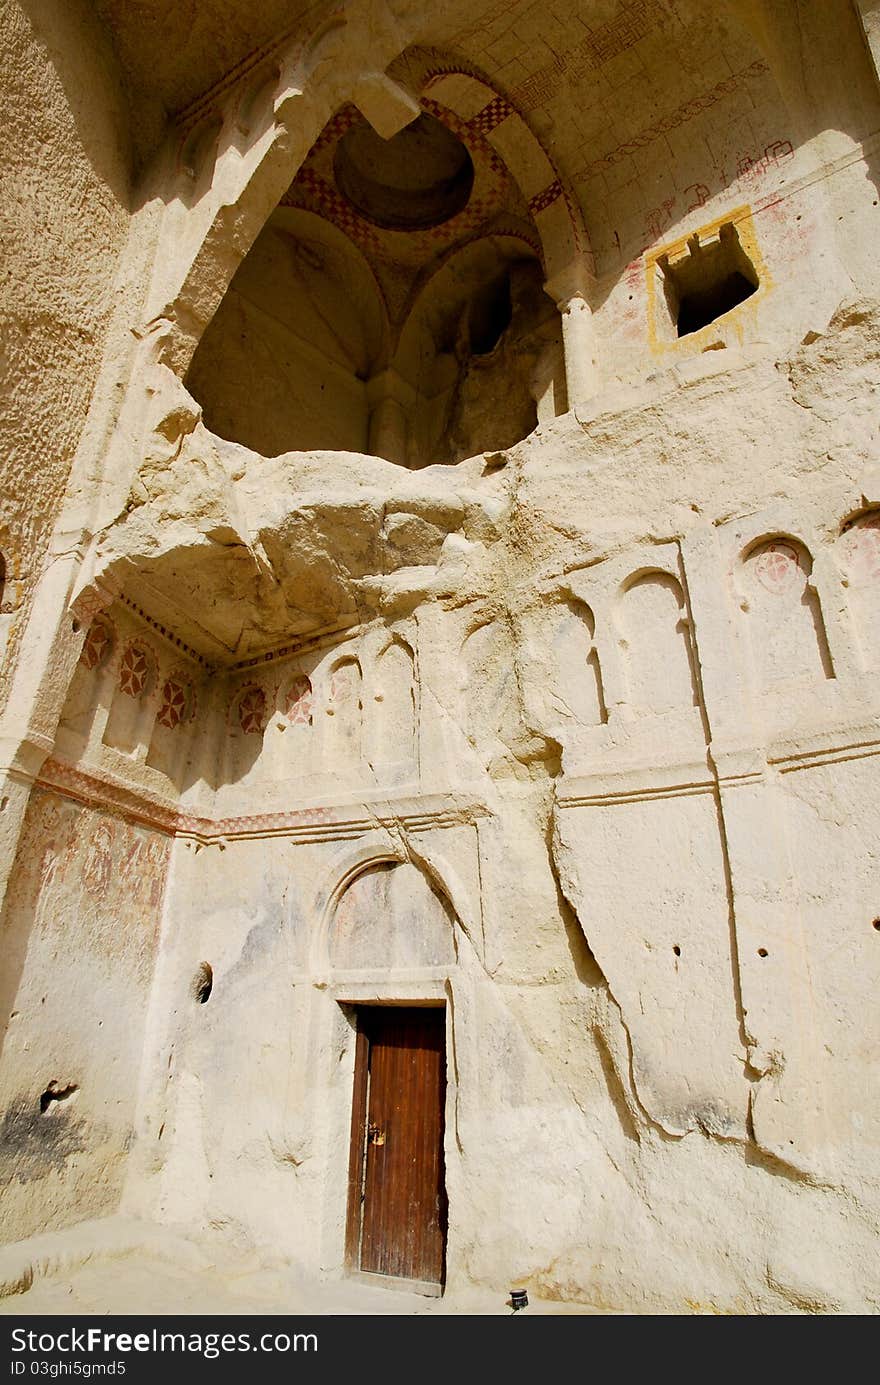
left=659, top=223, right=759, bottom=338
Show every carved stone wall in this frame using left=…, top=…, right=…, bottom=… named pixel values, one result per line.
left=0, top=788, right=170, bottom=1243
left=3, top=0, right=880, bottom=1316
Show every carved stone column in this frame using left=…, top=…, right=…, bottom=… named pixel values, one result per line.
left=544, top=264, right=599, bottom=411
left=366, top=368, right=415, bottom=466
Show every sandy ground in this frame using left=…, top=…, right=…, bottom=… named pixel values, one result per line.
left=0, top=1224, right=611, bottom=1316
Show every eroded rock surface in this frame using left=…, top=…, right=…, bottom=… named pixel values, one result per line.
left=2, top=0, right=880, bottom=1316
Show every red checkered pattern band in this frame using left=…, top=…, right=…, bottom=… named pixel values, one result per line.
left=466, top=96, right=514, bottom=136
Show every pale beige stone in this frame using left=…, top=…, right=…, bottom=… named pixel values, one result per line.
left=2, top=0, right=880, bottom=1317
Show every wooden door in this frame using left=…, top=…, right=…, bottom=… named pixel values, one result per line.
left=346, top=1006, right=447, bottom=1288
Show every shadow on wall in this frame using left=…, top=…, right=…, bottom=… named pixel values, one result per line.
left=18, top=0, right=134, bottom=205
left=51, top=609, right=424, bottom=797
left=397, top=249, right=565, bottom=467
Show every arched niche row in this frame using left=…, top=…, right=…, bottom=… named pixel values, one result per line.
left=184, top=92, right=569, bottom=468
left=56, top=609, right=202, bottom=790
left=201, top=635, right=421, bottom=793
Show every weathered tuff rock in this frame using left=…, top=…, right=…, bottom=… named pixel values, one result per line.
left=2, top=0, right=880, bottom=1316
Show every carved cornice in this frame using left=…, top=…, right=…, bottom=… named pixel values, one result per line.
left=35, top=756, right=489, bottom=844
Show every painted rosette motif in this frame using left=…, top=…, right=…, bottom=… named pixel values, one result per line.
left=753, top=541, right=802, bottom=595
left=285, top=674, right=313, bottom=725
left=237, top=685, right=267, bottom=734
left=842, top=513, right=880, bottom=582
left=156, top=677, right=192, bottom=730
left=80, top=616, right=114, bottom=671
left=118, top=643, right=152, bottom=697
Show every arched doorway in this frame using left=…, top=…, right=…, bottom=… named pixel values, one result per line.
left=329, top=859, right=456, bottom=1292
left=346, top=1004, right=447, bottom=1291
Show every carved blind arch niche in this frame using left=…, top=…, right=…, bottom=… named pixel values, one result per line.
left=548, top=595, right=607, bottom=728
left=329, top=861, right=457, bottom=973
left=102, top=639, right=159, bottom=756
left=57, top=613, right=117, bottom=753
left=373, top=639, right=417, bottom=774
left=325, top=657, right=363, bottom=770
left=838, top=509, right=880, bottom=670
left=740, top=536, right=834, bottom=686
left=619, top=570, right=698, bottom=716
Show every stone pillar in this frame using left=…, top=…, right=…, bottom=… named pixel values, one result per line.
left=366, top=369, right=414, bottom=466
left=544, top=264, right=599, bottom=412
left=0, top=550, right=99, bottom=918
left=368, top=395, right=408, bottom=466
left=559, top=293, right=599, bottom=410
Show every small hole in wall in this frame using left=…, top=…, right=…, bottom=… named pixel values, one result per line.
left=193, top=962, right=213, bottom=1004
left=757, top=948, right=768, bottom=958
left=873, top=919, right=880, bottom=932
left=39, top=1080, right=78, bottom=1114
left=672, top=944, right=681, bottom=956
left=71, top=619, right=81, bottom=634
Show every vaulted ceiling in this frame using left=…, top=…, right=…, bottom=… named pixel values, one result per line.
left=91, top=0, right=879, bottom=277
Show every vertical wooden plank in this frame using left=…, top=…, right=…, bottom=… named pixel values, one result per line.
left=344, top=1024, right=370, bottom=1270
left=359, top=1013, right=384, bottom=1274
left=421, top=1009, right=447, bottom=1284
